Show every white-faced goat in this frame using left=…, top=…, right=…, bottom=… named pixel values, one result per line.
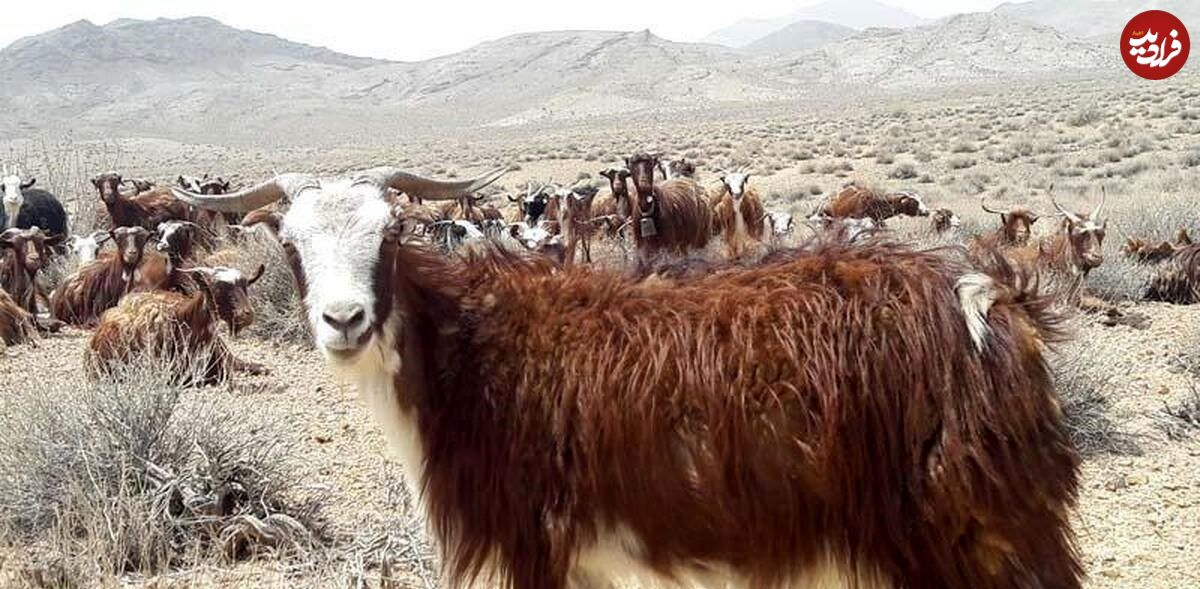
left=710, top=168, right=765, bottom=258
left=1, top=165, right=69, bottom=240
left=174, top=164, right=1084, bottom=589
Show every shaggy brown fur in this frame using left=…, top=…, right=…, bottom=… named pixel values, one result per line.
left=0, top=227, right=53, bottom=315
left=710, top=184, right=766, bottom=259
left=1123, top=237, right=1180, bottom=265
left=93, top=172, right=196, bottom=231
left=626, top=153, right=712, bottom=256
left=338, top=232, right=1083, bottom=589
left=816, top=183, right=928, bottom=223
left=1146, top=244, right=1200, bottom=304
left=979, top=200, right=1042, bottom=246
left=0, top=286, right=35, bottom=346
left=594, top=168, right=632, bottom=239
left=51, top=227, right=153, bottom=326
left=557, top=185, right=602, bottom=265
left=85, top=267, right=266, bottom=384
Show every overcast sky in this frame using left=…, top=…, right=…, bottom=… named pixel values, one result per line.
left=0, top=0, right=1015, bottom=61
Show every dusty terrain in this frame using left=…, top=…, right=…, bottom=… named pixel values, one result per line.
left=0, top=53, right=1198, bottom=589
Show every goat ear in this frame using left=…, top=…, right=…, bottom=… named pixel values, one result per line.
left=91, top=177, right=103, bottom=189
left=45, top=233, right=65, bottom=247
left=247, top=264, right=266, bottom=286
left=20, top=178, right=36, bottom=189
left=599, top=169, right=614, bottom=180
left=0, top=230, right=16, bottom=246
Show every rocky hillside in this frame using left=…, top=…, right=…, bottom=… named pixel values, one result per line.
left=0, top=14, right=1116, bottom=140
left=772, top=13, right=1115, bottom=87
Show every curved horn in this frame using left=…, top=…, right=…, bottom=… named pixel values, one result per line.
left=979, top=197, right=1006, bottom=215
left=1051, top=196, right=1082, bottom=224
left=1092, top=186, right=1106, bottom=220
left=171, top=173, right=315, bottom=213
left=363, top=166, right=510, bottom=202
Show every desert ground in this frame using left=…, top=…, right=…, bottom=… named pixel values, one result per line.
left=1, top=72, right=1199, bottom=588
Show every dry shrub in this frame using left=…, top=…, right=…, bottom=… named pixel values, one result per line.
left=340, top=461, right=440, bottom=589
left=0, top=357, right=327, bottom=587
left=1155, top=386, right=1200, bottom=441
left=1051, top=343, right=1141, bottom=458
left=1089, top=190, right=1198, bottom=302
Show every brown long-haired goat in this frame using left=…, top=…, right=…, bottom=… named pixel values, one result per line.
left=0, top=286, right=36, bottom=346
left=93, top=172, right=195, bottom=231
left=812, top=182, right=930, bottom=224
left=85, top=265, right=267, bottom=384
left=0, top=227, right=54, bottom=315
left=51, top=226, right=154, bottom=326
left=979, top=198, right=1043, bottom=246
left=1146, top=244, right=1200, bottom=304
left=710, top=168, right=766, bottom=258
left=176, top=167, right=1083, bottom=589
left=626, top=152, right=711, bottom=256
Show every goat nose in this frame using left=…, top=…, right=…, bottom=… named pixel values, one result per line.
left=322, top=303, right=366, bottom=332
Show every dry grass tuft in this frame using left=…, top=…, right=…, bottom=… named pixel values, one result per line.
left=1051, top=345, right=1141, bottom=458
left=0, top=358, right=327, bottom=587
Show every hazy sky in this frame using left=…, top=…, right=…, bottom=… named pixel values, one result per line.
left=0, top=0, right=1015, bottom=61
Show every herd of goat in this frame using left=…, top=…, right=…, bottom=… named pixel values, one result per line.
left=0, top=152, right=1198, bottom=588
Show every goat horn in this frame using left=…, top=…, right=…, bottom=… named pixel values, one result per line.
left=363, top=166, right=510, bottom=203
left=171, top=173, right=315, bottom=213
left=979, top=197, right=1006, bottom=215
left=1051, top=196, right=1082, bottom=224
left=1093, top=186, right=1106, bottom=220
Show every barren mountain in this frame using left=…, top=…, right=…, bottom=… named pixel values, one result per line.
left=0, top=14, right=1115, bottom=141
left=743, top=20, right=857, bottom=54
left=772, top=12, right=1114, bottom=86
left=703, top=0, right=924, bottom=48
left=994, top=0, right=1200, bottom=39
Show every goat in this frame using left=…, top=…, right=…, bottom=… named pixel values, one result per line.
left=979, top=198, right=1042, bottom=246
left=550, top=183, right=604, bottom=265
left=67, top=230, right=112, bottom=265
left=1145, top=244, right=1200, bottom=304
left=1123, top=228, right=1195, bottom=265
left=762, top=210, right=795, bottom=243
left=1004, top=193, right=1107, bottom=292
left=94, top=172, right=195, bottom=231
left=1, top=165, right=69, bottom=240
left=427, top=220, right=487, bottom=253
left=0, top=227, right=54, bottom=315
left=176, top=166, right=1083, bottom=589
left=812, top=183, right=930, bottom=224
left=508, top=222, right=566, bottom=264
left=931, top=208, right=961, bottom=234
left=657, top=158, right=697, bottom=180
left=85, top=265, right=267, bottom=384
left=625, top=152, right=712, bottom=256
left=51, top=226, right=154, bottom=326
left=710, top=168, right=765, bottom=258
left=0, top=286, right=36, bottom=346
left=594, top=167, right=632, bottom=239
left=125, top=178, right=156, bottom=194
left=509, top=182, right=554, bottom=225
left=144, top=220, right=214, bottom=293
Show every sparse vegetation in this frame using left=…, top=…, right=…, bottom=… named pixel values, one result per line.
left=0, top=359, right=327, bottom=587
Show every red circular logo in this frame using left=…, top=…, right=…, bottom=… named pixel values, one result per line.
left=1121, top=10, right=1189, bottom=80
